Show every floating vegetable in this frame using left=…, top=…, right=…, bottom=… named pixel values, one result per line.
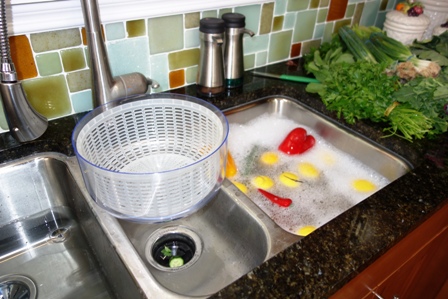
left=251, top=175, right=274, bottom=189
left=161, top=246, right=184, bottom=268
left=225, top=151, right=237, bottom=178
left=258, top=189, right=292, bottom=207
left=278, top=127, right=315, bottom=155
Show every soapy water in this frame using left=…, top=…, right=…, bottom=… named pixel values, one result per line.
left=228, top=113, right=390, bottom=236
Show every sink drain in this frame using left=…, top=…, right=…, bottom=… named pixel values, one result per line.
left=48, top=227, right=70, bottom=243
left=0, top=275, right=37, bottom=299
left=145, top=226, right=202, bottom=272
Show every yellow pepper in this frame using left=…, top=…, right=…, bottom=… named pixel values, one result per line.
left=225, top=151, right=237, bottom=178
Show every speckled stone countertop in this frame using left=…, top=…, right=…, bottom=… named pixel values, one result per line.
left=1, top=61, right=447, bottom=298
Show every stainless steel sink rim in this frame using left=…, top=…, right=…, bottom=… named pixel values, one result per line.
left=145, top=226, right=203, bottom=272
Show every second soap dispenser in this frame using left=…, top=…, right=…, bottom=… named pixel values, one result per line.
left=222, top=13, right=254, bottom=89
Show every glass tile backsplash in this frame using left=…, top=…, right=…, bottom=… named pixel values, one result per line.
left=0, top=0, right=396, bottom=132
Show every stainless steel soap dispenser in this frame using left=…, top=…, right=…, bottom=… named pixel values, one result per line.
left=197, top=18, right=225, bottom=96
left=222, top=13, right=254, bottom=88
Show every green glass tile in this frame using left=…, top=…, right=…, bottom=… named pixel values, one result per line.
left=375, top=11, right=388, bottom=28
left=255, top=51, right=268, bottom=67
left=0, top=104, right=7, bottom=130
left=60, top=48, right=86, bottom=72
left=202, top=10, right=217, bottom=18
left=287, top=0, right=310, bottom=11
left=71, top=90, right=93, bottom=113
left=185, top=28, right=200, bottom=48
left=105, top=22, right=125, bottom=41
left=243, top=54, right=255, bottom=70
left=360, top=0, right=381, bottom=26
left=310, top=0, right=320, bottom=9
left=235, top=5, right=262, bottom=35
left=268, top=30, right=293, bottom=62
left=168, top=48, right=200, bottom=70
left=218, top=9, right=232, bottom=18
left=22, top=75, right=71, bottom=119
left=318, top=8, right=329, bottom=22
left=284, top=12, right=296, bottom=29
left=273, top=16, right=284, bottom=31
left=293, top=10, right=318, bottom=42
left=186, top=66, right=198, bottom=84
left=386, top=0, right=397, bottom=10
left=150, top=53, right=169, bottom=91
left=67, top=69, right=91, bottom=92
left=323, top=22, right=335, bottom=43
left=126, top=20, right=146, bottom=37
left=260, top=3, right=274, bottom=34
left=301, top=39, right=322, bottom=55
left=346, top=4, right=356, bottom=18
left=314, top=23, right=325, bottom=39
left=36, top=52, right=62, bottom=76
left=148, top=15, right=184, bottom=55
left=244, top=34, right=269, bottom=54
left=274, top=0, right=287, bottom=15
left=108, top=37, right=150, bottom=77
left=30, top=28, right=81, bottom=53
left=320, top=0, right=330, bottom=7
left=185, top=12, right=200, bottom=29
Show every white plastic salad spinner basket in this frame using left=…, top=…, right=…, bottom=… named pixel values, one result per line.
left=72, top=93, right=229, bottom=222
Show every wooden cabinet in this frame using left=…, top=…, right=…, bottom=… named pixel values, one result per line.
left=331, top=202, right=448, bottom=299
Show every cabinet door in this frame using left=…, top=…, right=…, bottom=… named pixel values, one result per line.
left=331, top=202, right=448, bottom=299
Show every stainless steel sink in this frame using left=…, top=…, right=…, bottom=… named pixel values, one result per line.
left=118, top=179, right=299, bottom=297
left=0, top=153, right=142, bottom=299
left=0, top=95, right=412, bottom=299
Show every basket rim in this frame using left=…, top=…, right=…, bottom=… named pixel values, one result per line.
left=71, top=93, right=229, bottom=176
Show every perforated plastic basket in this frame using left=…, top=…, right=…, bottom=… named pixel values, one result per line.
left=72, top=93, right=228, bottom=222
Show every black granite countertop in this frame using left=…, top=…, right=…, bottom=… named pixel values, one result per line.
left=1, top=61, right=447, bottom=298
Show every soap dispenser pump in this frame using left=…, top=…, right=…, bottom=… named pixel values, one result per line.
left=197, top=17, right=226, bottom=97
left=222, top=13, right=254, bottom=88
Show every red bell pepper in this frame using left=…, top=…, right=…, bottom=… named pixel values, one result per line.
left=258, top=189, right=292, bottom=207
left=278, top=127, right=315, bottom=155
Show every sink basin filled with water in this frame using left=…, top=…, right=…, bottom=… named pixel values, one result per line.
left=225, top=96, right=411, bottom=235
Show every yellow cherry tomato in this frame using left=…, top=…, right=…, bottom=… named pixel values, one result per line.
left=279, top=172, right=301, bottom=188
left=251, top=175, right=274, bottom=189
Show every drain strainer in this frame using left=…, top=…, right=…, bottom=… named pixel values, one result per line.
left=145, top=226, right=202, bottom=272
left=0, top=274, right=37, bottom=299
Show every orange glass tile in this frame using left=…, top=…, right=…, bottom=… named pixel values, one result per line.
left=81, top=26, right=105, bottom=45
left=9, top=35, right=37, bottom=80
left=169, top=69, right=185, bottom=89
left=327, top=0, right=349, bottom=21
left=291, top=43, right=302, bottom=58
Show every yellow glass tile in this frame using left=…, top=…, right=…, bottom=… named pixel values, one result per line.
left=61, top=48, right=86, bottom=72
left=126, top=19, right=146, bottom=37
left=185, top=12, right=200, bottom=29
left=169, top=69, right=185, bottom=89
left=168, top=49, right=200, bottom=70
left=22, top=75, right=71, bottom=119
left=260, top=2, right=274, bottom=34
left=30, top=28, right=81, bottom=53
left=66, top=69, right=91, bottom=92
left=273, top=16, right=284, bottom=32
left=9, top=35, right=37, bottom=80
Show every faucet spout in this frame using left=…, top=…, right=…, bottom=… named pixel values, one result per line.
left=80, top=0, right=159, bottom=107
left=0, top=0, right=48, bottom=142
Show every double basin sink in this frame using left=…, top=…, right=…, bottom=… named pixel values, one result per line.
left=0, top=96, right=411, bottom=298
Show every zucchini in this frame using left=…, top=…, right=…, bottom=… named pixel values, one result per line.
left=339, top=26, right=377, bottom=63
left=169, top=256, right=184, bottom=268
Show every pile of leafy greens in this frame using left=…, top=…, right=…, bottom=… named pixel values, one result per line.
left=304, top=30, right=448, bottom=141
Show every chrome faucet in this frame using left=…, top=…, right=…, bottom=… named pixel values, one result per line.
left=0, top=0, right=48, bottom=143
left=80, top=0, right=159, bottom=107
